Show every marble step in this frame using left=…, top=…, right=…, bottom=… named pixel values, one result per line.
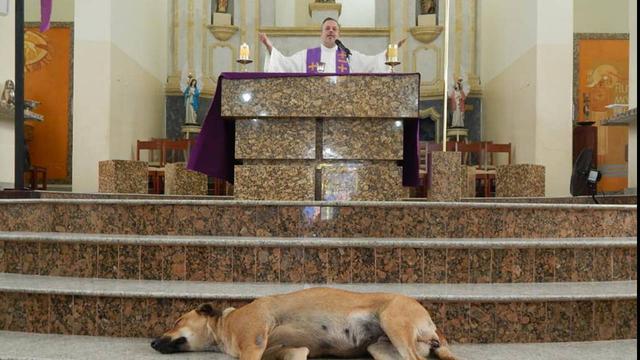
left=0, top=198, right=636, bottom=238
left=1, top=232, right=636, bottom=284
left=457, top=194, right=637, bottom=205
left=0, top=331, right=636, bottom=360
left=0, top=273, right=636, bottom=343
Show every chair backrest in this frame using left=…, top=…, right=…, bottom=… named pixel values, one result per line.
left=427, top=141, right=443, bottom=152
left=136, top=139, right=164, bottom=166
left=485, top=143, right=512, bottom=166
left=162, top=139, right=193, bottom=164
left=457, top=142, right=483, bottom=165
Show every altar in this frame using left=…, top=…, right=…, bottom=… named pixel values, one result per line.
left=188, top=73, right=420, bottom=201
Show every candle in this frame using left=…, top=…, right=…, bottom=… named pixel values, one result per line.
left=387, top=44, right=398, bottom=62
left=239, top=43, right=250, bottom=60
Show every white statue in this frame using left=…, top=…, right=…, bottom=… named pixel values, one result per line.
left=448, top=75, right=470, bottom=128
left=181, top=69, right=202, bottom=125
left=1, top=79, right=15, bottom=108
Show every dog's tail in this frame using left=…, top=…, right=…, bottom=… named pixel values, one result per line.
left=432, top=329, right=457, bottom=360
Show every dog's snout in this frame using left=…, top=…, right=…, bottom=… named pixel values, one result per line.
left=151, top=336, right=183, bottom=354
left=430, top=339, right=440, bottom=349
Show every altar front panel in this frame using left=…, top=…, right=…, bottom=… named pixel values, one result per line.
left=322, top=118, right=403, bottom=160
left=225, top=74, right=419, bottom=201
left=234, top=165, right=315, bottom=201
left=235, top=118, right=316, bottom=159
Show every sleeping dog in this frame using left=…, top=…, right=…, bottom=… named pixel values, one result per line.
left=151, top=287, right=457, bottom=360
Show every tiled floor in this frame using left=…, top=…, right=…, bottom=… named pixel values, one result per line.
left=0, top=331, right=636, bottom=360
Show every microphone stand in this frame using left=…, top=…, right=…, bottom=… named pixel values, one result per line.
left=335, top=40, right=351, bottom=60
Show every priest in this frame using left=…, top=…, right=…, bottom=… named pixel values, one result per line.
left=259, top=17, right=405, bottom=73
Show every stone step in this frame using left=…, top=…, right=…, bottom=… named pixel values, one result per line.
left=0, top=199, right=636, bottom=238
left=457, top=194, right=637, bottom=205
left=1, top=232, right=636, bottom=284
left=0, top=331, right=636, bottom=360
left=0, top=273, right=636, bottom=343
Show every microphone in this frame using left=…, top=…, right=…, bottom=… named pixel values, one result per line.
left=335, top=39, right=352, bottom=58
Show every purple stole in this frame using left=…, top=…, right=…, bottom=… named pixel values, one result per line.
left=306, top=47, right=350, bottom=74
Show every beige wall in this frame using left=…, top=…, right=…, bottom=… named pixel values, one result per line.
left=480, top=0, right=573, bottom=196
left=109, top=0, right=167, bottom=163
left=574, top=0, right=628, bottom=33
left=535, top=1, right=573, bottom=197
left=72, top=0, right=168, bottom=192
left=25, top=0, right=74, bottom=22
left=479, top=0, right=538, bottom=165
left=0, top=0, right=15, bottom=188
left=72, top=0, right=111, bottom=193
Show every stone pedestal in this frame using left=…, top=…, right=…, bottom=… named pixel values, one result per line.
left=308, top=2, right=342, bottom=24
left=417, top=14, right=436, bottom=26
left=165, top=162, right=208, bottom=195
left=427, top=151, right=462, bottom=201
left=496, top=164, right=545, bottom=197
left=461, top=165, right=476, bottom=198
left=98, top=160, right=147, bottom=194
left=212, top=12, right=231, bottom=26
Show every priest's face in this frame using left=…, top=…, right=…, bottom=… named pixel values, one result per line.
left=321, top=20, right=340, bottom=48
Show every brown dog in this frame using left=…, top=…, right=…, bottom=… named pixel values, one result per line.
left=151, top=287, right=456, bottom=360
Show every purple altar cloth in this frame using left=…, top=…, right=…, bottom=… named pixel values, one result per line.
left=187, top=72, right=420, bottom=187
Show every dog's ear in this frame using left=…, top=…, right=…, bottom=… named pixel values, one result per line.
left=196, top=303, right=222, bottom=317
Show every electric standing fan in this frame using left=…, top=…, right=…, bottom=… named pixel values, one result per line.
left=570, top=148, right=601, bottom=202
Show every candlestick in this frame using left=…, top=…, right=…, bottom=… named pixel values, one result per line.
left=385, top=43, right=400, bottom=72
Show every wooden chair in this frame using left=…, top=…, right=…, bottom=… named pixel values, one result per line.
left=476, top=143, right=512, bottom=197
left=457, top=142, right=483, bottom=166
left=24, top=166, right=47, bottom=190
left=417, top=141, right=428, bottom=197
left=136, top=139, right=164, bottom=194
left=162, top=139, right=194, bottom=164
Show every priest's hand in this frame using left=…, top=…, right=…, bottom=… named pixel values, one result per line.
left=258, top=33, right=273, bottom=54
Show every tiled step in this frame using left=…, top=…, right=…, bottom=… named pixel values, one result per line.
left=0, top=273, right=636, bottom=343
left=1, top=232, right=636, bottom=284
left=0, top=199, right=636, bottom=238
left=0, top=331, right=636, bottom=360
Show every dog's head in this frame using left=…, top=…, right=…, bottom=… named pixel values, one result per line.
left=151, top=303, right=232, bottom=354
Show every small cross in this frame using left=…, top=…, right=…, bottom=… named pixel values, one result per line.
left=337, top=63, right=348, bottom=73
left=307, top=63, right=318, bottom=71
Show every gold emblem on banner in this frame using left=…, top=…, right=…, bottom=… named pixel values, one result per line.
left=24, top=30, right=52, bottom=72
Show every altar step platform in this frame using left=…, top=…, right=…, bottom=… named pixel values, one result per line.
left=0, top=194, right=636, bottom=349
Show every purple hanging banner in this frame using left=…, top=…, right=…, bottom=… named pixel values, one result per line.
left=39, top=0, right=52, bottom=32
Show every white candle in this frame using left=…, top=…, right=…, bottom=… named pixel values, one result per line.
left=239, top=43, right=250, bottom=60
left=387, top=44, right=398, bottom=62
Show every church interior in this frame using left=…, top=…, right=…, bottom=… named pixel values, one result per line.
left=0, top=0, right=636, bottom=359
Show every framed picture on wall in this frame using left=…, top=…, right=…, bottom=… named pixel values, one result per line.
left=573, top=33, right=629, bottom=193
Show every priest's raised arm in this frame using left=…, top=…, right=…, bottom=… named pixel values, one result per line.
left=259, top=17, right=405, bottom=74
